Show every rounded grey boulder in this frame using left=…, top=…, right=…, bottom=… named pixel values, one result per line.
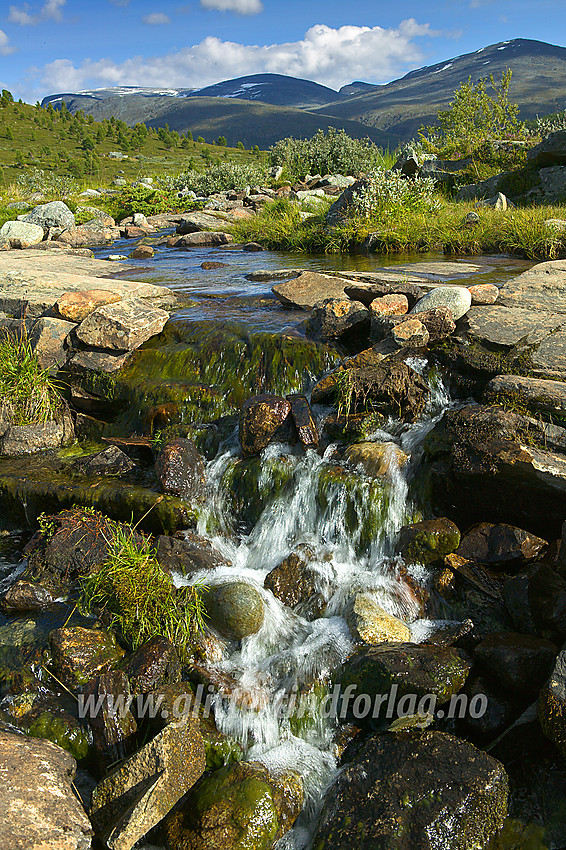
left=23, top=200, right=75, bottom=231
left=205, top=581, right=265, bottom=640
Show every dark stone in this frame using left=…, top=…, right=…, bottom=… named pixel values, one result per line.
left=312, top=731, right=508, bottom=850
left=156, top=438, right=206, bottom=502
left=154, top=532, right=230, bottom=575
left=239, top=395, right=294, bottom=457
left=204, top=581, right=264, bottom=640
left=306, top=297, right=370, bottom=343
left=0, top=579, right=56, bottom=613
left=72, top=445, right=137, bottom=476
left=503, top=562, right=566, bottom=642
left=415, top=306, right=456, bottom=341
left=457, top=522, right=547, bottom=569
left=264, top=551, right=321, bottom=612
left=287, top=394, right=318, bottom=449
left=474, top=631, right=557, bottom=698
left=528, top=130, right=566, bottom=167
left=83, top=670, right=137, bottom=770
left=370, top=313, right=404, bottom=343
left=398, top=517, right=461, bottom=565
left=243, top=242, right=264, bottom=251
left=539, top=647, right=566, bottom=757
left=50, top=626, right=124, bottom=688
left=120, top=635, right=181, bottom=694
left=201, top=261, right=229, bottom=269
left=460, top=675, right=516, bottom=742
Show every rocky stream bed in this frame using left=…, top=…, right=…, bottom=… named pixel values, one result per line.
left=1, top=212, right=566, bottom=850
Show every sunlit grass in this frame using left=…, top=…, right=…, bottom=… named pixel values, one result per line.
left=0, top=328, right=62, bottom=425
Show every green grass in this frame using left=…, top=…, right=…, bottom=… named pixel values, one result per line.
left=80, top=525, right=206, bottom=657
left=0, top=328, right=63, bottom=425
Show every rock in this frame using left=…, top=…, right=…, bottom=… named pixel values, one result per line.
left=239, top=394, right=293, bottom=456
left=370, top=312, right=404, bottom=343
left=346, top=593, right=411, bottom=643
left=306, top=297, right=370, bottom=341
left=325, top=178, right=367, bottom=226
left=398, top=518, right=461, bottom=565
left=345, top=280, right=424, bottom=309
left=0, top=407, right=74, bottom=455
left=474, top=631, right=557, bottom=698
left=70, top=349, right=132, bottom=373
left=156, top=439, right=206, bottom=503
left=464, top=210, right=481, bottom=226
left=456, top=522, right=547, bottom=568
left=272, top=271, right=350, bottom=310
left=23, top=200, right=75, bottom=231
left=339, top=642, right=471, bottom=720
left=57, top=224, right=122, bottom=246
left=165, top=760, right=303, bottom=850
left=84, top=671, right=137, bottom=768
left=369, top=293, right=409, bottom=316
left=27, top=316, right=76, bottom=368
left=243, top=241, right=263, bottom=251
left=75, top=207, right=115, bottom=226
left=50, top=627, right=125, bottom=687
left=343, top=441, right=408, bottom=478
left=201, top=261, right=229, bottom=269
left=480, top=191, right=510, bottom=210
left=413, top=306, right=456, bottom=341
left=0, top=220, right=44, bottom=247
left=129, top=245, right=155, bottom=259
left=90, top=718, right=205, bottom=850
left=287, top=394, right=318, bottom=449
left=264, top=551, right=321, bottom=612
left=485, top=374, right=566, bottom=416
left=172, top=231, right=233, bottom=247
left=424, top=404, right=566, bottom=539
left=0, top=729, right=93, bottom=850
left=154, top=532, right=230, bottom=575
left=498, top=260, right=566, bottom=314
left=539, top=647, right=566, bottom=756
left=468, top=283, right=499, bottom=305
left=312, top=731, right=508, bottom=850
left=204, top=581, right=264, bottom=640
left=123, top=226, right=151, bottom=239
left=545, top=217, right=566, bottom=234
left=120, top=636, right=180, bottom=694
left=528, top=130, right=566, bottom=167
left=112, top=178, right=127, bottom=187
left=76, top=298, right=169, bottom=351
left=457, top=172, right=508, bottom=201
left=1, top=579, right=56, bottom=613
left=411, top=285, right=472, bottom=321
left=461, top=675, right=516, bottom=741
left=176, top=212, right=233, bottom=234
left=503, top=562, right=566, bottom=642
left=392, top=317, right=429, bottom=348
left=72, top=445, right=137, bottom=476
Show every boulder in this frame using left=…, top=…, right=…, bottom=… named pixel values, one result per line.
left=84, top=670, right=137, bottom=768
left=50, top=626, right=125, bottom=688
left=129, top=245, right=155, bottom=259
left=411, top=285, right=472, bottom=321
left=345, top=280, right=424, bottom=309
left=325, top=178, right=367, bottom=226
left=176, top=212, right=233, bottom=234
left=398, top=518, right=461, bottom=565
left=165, top=760, right=303, bottom=850
left=539, top=647, right=566, bottom=757
left=343, top=441, right=408, bottom=478
left=155, top=438, right=206, bottom=503
left=312, top=731, right=508, bottom=849
left=27, top=315, right=76, bottom=369
left=239, top=395, right=293, bottom=456
left=287, top=394, right=318, bottom=449
left=23, top=200, right=75, bottom=231
left=154, top=532, right=230, bottom=575
left=0, top=406, right=74, bottom=455
left=415, top=306, right=456, bottom=341
left=70, top=349, right=131, bottom=373
left=0, top=730, right=93, bottom=850
left=468, top=283, right=499, bottom=305
left=306, top=297, right=370, bottom=341
left=456, top=522, right=547, bottom=568
left=90, top=718, right=205, bottom=850
left=120, top=635, right=180, bottom=694
left=75, top=206, right=115, bottom=226
left=172, top=231, right=233, bottom=247
left=57, top=224, right=121, bottom=246
left=498, top=260, right=566, bottom=314
left=0, top=579, right=56, bottom=613
left=345, top=593, right=411, bottom=644
left=75, top=298, right=169, bottom=351
left=485, top=374, right=566, bottom=417
left=272, top=271, right=350, bottom=310
left=503, top=562, right=566, bottom=642
left=528, top=130, right=566, bottom=167
left=204, top=581, right=264, bottom=640
left=391, top=317, right=429, bottom=348
left=264, top=550, right=321, bottom=612
left=56, top=289, right=123, bottom=322
left=370, top=293, right=409, bottom=316
left=474, top=631, right=557, bottom=698
left=72, top=445, right=137, bottom=477
left=0, top=220, right=44, bottom=247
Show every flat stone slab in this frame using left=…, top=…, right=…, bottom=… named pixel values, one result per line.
left=487, top=374, right=566, bottom=414
left=499, top=259, right=566, bottom=313
left=466, top=305, right=565, bottom=347
left=0, top=251, right=174, bottom=317
left=272, top=271, right=352, bottom=309
left=76, top=298, right=169, bottom=351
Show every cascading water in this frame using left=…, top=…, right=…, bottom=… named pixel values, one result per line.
left=171, top=363, right=456, bottom=849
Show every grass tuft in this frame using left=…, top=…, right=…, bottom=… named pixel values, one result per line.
left=0, top=327, right=63, bottom=425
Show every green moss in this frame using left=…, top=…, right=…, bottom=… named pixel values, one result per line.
left=221, top=454, right=296, bottom=531
left=27, top=712, right=90, bottom=760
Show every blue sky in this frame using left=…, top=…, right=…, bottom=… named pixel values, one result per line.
left=0, top=0, right=562, bottom=103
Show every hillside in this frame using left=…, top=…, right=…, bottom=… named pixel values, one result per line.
left=314, top=38, right=566, bottom=140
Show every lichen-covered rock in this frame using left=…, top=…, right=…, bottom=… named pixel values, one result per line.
left=120, top=635, right=180, bottom=694
left=468, top=283, right=499, bottom=305
left=0, top=729, right=93, bottom=850
left=91, top=718, right=205, bottom=850
left=55, top=289, right=122, bottom=322
left=306, top=297, right=370, bottom=342
left=345, top=280, right=424, bottom=309
left=312, top=731, right=508, bottom=850
left=239, top=395, right=293, bottom=457
left=369, top=293, right=409, bottom=316
left=414, top=306, right=456, bottom=341
left=343, top=441, right=408, bottom=479
left=156, top=438, right=206, bottom=503
left=392, top=317, right=429, bottom=348
left=204, top=581, right=264, bottom=640
left=0, top=219, right=44, bottom=247
left=165, top=760, right=303, bottom=850
left=23, top=200, right=75, bottom=231
left=539, top=647, right=566, bottom=757
left=345, top=593, right=411, bottom=644
left=272, top=271, right=349, bottom=309
left=50, top=627, right=124, bottom=687
left=398, top=517, right=461, bottom=565
left=76, top=298, right=169, bottom=351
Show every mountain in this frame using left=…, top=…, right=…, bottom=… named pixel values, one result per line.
left=41, top=39, right=566, bottom=148
left=313, top=38, right=566, bottom=140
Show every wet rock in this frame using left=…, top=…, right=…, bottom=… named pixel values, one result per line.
left=73, top=445, right=137, bottom=477
left=50, top=627, right=125, bottom=688
left=457, top=522, right=547, bottom=568
left=468, top=283, right=499, bottom=305
left=423, top=404, right=566, bottom=539
left=539, top=647, right=566, bottom=757
left=272, top=271, right=349, bottom=310
left=369, top=293, right=409, bottom=316
left=339, top=642, right=471, bottom=721
left=201, top=260, right=229, bottom=269
left=343, top=441, right=408, bottom=478
left=129, top=245, right=154, bottom=259
left=76, top=298, right=169, bottom=352
left=204, top=581, right=264, bottom=641
left=172, top=231, right=233, bottom=246
left=503, top=562, right=566, bottom=641
left=264, top=551, right=321, bottom=611
left=306, top=297, right=370, bottom=342
left=155, top=438, right=206, bottom=503
left=26, top=708, right=91, bottom=762
left=411, top=285, right=472, bottom=321
left=474, top=631, right=557, bottom=698
left=460, top=675, right=516, bottom=742
left=398, top=518, right=461, bottom=566
left=485, top=374, right=566, bottom=417
left=120, top=636, right=180, bottom=694
left=90, top=718, right=205, bottom=850
left=243, top=241, right=264, bottom=251
left=1, top=579, right=56, bottom=612
left=83, top=671, right=137, bottom=768
left=222, top=453, right=295, bottom=531
left=23, top=200, right=75, bottom=231
left=345, top=593, right=411, bottom=644
left=55, top=289, right=122, bottom=322
left=312, top=731, right=508, bottom=849
left=370, top=312, right=404, bottom=343
left=391, top=317, right=429, bottom=348
left=287, top=394, right=318, bottom=449
left=0, top=729, right=93, bottom=850
left=345, top=280, right=424, bottom=309
left=239, top=394, right=293, bottom=457
left=165, top=760, right=303, bottom=850
left=70, top=349, right=132, bottom=373
left=444, top=553, right=505, bottom=600
left=154, top=532, right=229, bottom=575
left=0, top=220, right=45, bottom=247
left=0, top=405, right=74, bottom=455
left=414, top=306, right=456, bottom=341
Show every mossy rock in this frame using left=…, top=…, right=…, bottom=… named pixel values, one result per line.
left=27, top=711, right=91, bottom=761
left=49, top=626, right=124, bottom=687
left=204, top=582, right=264, bottom=641
left=398, top=517, right=461, bottom=565
left=221, top=454, right=295, bottom=532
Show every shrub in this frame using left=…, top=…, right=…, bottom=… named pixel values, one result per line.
left=172, top=160, right=266, bottom=195
left=108, top=184, right=179, bottom=219
left=15, top=167, right=78, bottom=198
left=351, top=168, right=440, bottom=217
left=269, top=127, right=389, bottom=181
left=0, top=328, right=62, bottom=424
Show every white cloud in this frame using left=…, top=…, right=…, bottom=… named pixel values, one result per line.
left=0, top=30, right=17, bottom=56
left=8, top=0, right=65, bottom=25
left=200, top=0, right=263, bottom=14
left=33, top=20, right=442, bottom=96
left=142, top=12, right=171, bottom=24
